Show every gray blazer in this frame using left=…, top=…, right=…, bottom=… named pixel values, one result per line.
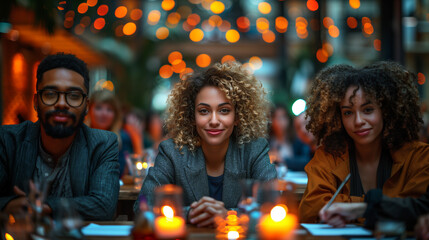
left=134, top=137, right=276, bottom=214
left=0, top=121, right=119, bottom=220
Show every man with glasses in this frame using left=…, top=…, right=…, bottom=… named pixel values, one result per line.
left=0, top=53, right=119, bottom=220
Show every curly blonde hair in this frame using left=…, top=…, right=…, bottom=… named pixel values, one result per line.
left=306, top=62, right=422, bottom=157
left=165, top=61, right=270, bottom=151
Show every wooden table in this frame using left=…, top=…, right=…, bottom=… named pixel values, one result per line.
left=84, top=222, right=347, bottom=240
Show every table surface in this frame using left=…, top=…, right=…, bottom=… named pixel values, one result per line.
left=84, top=222, right=347, bottom=240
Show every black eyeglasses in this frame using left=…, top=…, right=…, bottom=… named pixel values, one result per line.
left=37, top=89, right=87, bottom=107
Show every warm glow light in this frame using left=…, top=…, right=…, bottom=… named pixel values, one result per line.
left=363, top=23, right=374, bottom=35
left=182, top=21, right=193, bottom=31
left=296, top=17, right=308, bottom=28
left=225, top=29, right=240, bottom=43
left=258, top=2, right=272, bottom=14
left=349, top=0, right=361, bottom=9
left=316, top=49, right=329, bottom=63
left=162, top=0, right=176, bottom=11
left=5, top=233, right=14, bottom=240
left=189, top=28, right=204, bottom=42
left=297, top=31, right=308, bottom=39
left=65, top=10, right=75, bottom=21
left=115, top=6, right=128, bottom=18
left=218, top=20, right=231, bottom=32
left=221, top=55, right=235, bottom=63
left=249, top=56, right=263, bottom=70
left=271, top=205, right=288, bottom=222
left=242, top=63, right=254, bottom=74
left=78, top=3, right=88, bottom=14
left=347, top=17, right=358, bottom=29
left=102, top=81, right=114, bottom=91
left=9, top=214, right=15, bottom=224
left=94, top=18, right=105, bottom=30
left=362, top=17, right=371, bottom=25
left=180, top=68, right=194, bottom=80
left=307, top=0, right=319, bottom=11
left=168, top=51, right=183, bottom=65
left=123, top=22, right=137, bottom=35
left=275, top=16, right=288, bottom=33
left=156, top=27, right=169, bottom=39
left=256, top=18, right=269, bottom=33
left=196, top=54, right=211, bottom=68
left=209, top=15, right=222, bottom=27
left=374, top=39, right=381, bottom=51
left=187, top=13, right=201, bottom=26
left=74, top=24, right=85, bottom=35
left=148, top=10, right=161, bottom=25
left=189, top=0, right=202, bottom=3
left=323, top=42, right=334, bottom=56
left=115, top=25, right=124, bottom=36
left=418, top=73, right=426, bottom=85
left=323, top=17, right=334, bottom=28
left=227, top=231, right=239, bottom=240
left=237, top=16, right=250, bottom=32
left=160, top=65, right=173, bottom=78
left=136, top=162, right=143, bottom=170
left=177, top=5, right=191, bottom=18
left=87, top=0, right=98, bottom=7
left=131, top=9, right=143, bottom=20
left=97, top=4, right=108, bottom=16
left=172, top=60, right=186, bottom=73
left=202, top=20, right=215, bottom=31
left=211, top=1, right=225, bottom=14
left=328, top=25, right=339, bottom=38
left=142, top=162, right=148, bottom=169
left=167, top=12, right=181, bottom=25
left=162, top=205, right=174, bottom=218
left=262, top=30, right=275, bottom=43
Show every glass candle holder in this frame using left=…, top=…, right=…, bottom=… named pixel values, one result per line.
left=215, top=210, right=249, bottom=240
left=128, top=154, right=148, bottom=189
left=153, top=184, right=186, bottom=240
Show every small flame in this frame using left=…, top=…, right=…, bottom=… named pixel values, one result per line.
left=227, top=230, right=239, bottom=240
left=270, top=204, right=287, bottom=222
left=136, top=162, right=143, bottom=170
left=8, top=214, right=15, bottom=224
left=142, top=162, right=148, bottom=169
left=162, top=205, right=174, bottom=219
left=5, top=233, right=14, bottom=240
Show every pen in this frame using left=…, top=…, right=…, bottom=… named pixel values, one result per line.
left=324, top=173, right=351, bottom=210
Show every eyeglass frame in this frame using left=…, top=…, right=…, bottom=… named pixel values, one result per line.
left=37, top=89, right=88, bottom=108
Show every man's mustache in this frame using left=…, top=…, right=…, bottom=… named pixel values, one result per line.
left=45, top=109, right=77, bottom=122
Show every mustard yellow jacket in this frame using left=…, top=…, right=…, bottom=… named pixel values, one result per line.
left=299, top=141, right=429, bottom=223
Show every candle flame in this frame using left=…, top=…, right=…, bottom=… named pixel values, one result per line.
left=162, top=205, right=174, bottom=219
left=5, top=233, right=14, bottom=240
left=227, top=230, right=239, bottom=240
left=136, top=162, right=143, bottom=170
left=270, top=204, right=288, bottom=222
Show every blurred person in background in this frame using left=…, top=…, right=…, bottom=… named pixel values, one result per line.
left=86, top=90, right=132, bottom=178
left=269, top=105, right=312, bottom=171
left=0, top=53, right=119, bottom=220
left=143, top=111, right=165, bottom=152
left=294, top=112, right=317, bottom=156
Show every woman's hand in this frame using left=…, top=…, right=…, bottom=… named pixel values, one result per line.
left=319, top=202, right=367, bottom=227
left=188, top=196, right=227, bottom=227
left=416, top=214, right=429, bottom=240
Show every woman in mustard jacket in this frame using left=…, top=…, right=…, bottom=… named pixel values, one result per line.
left=299, top=62, right=429, bottom=228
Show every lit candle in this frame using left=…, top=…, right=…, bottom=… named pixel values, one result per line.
left=258, top=204, right=298, bottom=240
left=154, top=205, right=186, bottom=239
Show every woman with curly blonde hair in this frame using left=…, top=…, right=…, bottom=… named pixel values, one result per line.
left=299, top=62, right=429, bottom=229
left=134, top=62, right=276, bottom=226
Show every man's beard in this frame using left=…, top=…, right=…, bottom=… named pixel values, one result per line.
left=39, top=109, right=86, bottom=138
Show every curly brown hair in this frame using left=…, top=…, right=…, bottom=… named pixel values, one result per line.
left=306, top=62, right=422, bottom=157
left=165, top=61, right=270, bottom=151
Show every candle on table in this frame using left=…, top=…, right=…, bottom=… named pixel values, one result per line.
left=154, top=205, right=186, bottom=239
left=258, top=204, right=298, bottom=240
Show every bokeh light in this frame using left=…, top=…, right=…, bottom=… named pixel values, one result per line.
left=362, top=17, right=371, bottom=25
left=347, top=17, right=358, bottom=29
left=101, top=80, right=114, bottom=91
left=209, top=15, right=222, bottom=27
left=131, top=9, right=143, bottom=20
left=218, top=20, right=231, bottom=32
left=211, top=1, right=225, bottom=14
left=180, top=68, right=194, bottom=80
left=374, top=39, right=381, bottom=51
left=177, top=5, right=191, bottom=19
left=275, top=16, right=288, bottom=33
left=168, top=51, right=183, bottom=65
left=115, top=25, right=124, bottom=37
left=156, top=27, right=169, bottom=39
left=328, top=25, right=339, bottom=38
left=159, top=65, right=173, bottom=78
left=349, top=0, right=361, bottom=9
left=87, top=0, right=98, bottom=7
left=123, top=22, right=137, bottom=35
left=115, top=6, right=127, bottom=18
left=162, top=0, right=176, bottom=11
left=196, top=54, right=211, bottom=68
left=78, top=3, right=88, bottom=14
left=258, top=2, right=272, bottom=14
left=74, top=24, right=85, bottom=35
left=292, top=99, right=306, bottom=116
left=187, top=13, right=201, bottom=26
left=307, top=0, right=319, bottom=11
left=256, top=18, right=269, bottom=33
left=189, top=28, right=204, bottom=42
left=172, top=60, right=186, bottom=73
left=148, top=10, right=161, bottom=25
left=202, top=20, right=215, bottom=31
left=249, top=56, right=263, bottom=70
left=225, top=29, right=240, bottom=43
left=418, top=73, right=426, bottom=85
left=323, top=17, right=334, bottom=28
left=221, top=55, right=235, bottom=63
left=242, top=63, right=254, bottom=74
left=323, top=42, right=334, bottom=56
left=363, top=23, right=374, bottom=35
left=262, top=30, right=275, bottom=43
left=94, top=18, right=105, bottom=30
left=237, top=16, right=250, bottom=32
left=316, top=48, right=329, bottom=63
left=167, top=12, right=181, bottom=25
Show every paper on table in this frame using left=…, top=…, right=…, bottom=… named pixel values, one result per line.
left=301, top=223, right=372, bottom=236
left=82, top=223, right=133, bottom=236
